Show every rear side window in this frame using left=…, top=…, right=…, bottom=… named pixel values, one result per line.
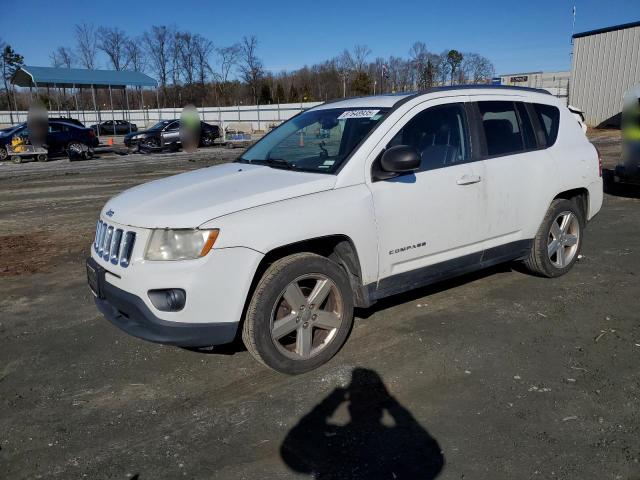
left=533, top=103, right=560, bottom=147
left=478, top=101, right=531, bottom=157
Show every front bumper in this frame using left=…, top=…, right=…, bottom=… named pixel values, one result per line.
left=88, top=257, right=239, bottom=347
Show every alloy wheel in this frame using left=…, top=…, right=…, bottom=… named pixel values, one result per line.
left=547, top=211, right=580, bottom=268
left=270, top=274, right=344, bottom=360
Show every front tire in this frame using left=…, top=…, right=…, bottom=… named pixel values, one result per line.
left=523, top=198, right=584, bottom=277
left=242, top=253, right=354, bottom=374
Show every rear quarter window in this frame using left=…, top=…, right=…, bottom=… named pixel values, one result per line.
left=533, top=103, right=560, bottom=147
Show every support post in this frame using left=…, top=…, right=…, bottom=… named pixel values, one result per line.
left=124, top=86, right=131, bottom=133
left=108, top=85, right=116, bottom=136
left=139, top=87, right=147, bottom=127
left=91, top=85, right=100, bottom=142
left=156, top=88, right=161, bottom=121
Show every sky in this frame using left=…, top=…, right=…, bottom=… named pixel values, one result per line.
left=1, top=0, right=639, bottom=76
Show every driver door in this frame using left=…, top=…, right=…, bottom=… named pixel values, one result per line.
left=368, top=98, right=486, bottom=293
left=161, top=121, right=180, bottom=145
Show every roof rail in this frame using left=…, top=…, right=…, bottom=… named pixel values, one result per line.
left=424, top=84, right=551, bottom=95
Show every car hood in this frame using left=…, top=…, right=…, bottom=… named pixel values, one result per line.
left=102, top=162, right=337, bottom=228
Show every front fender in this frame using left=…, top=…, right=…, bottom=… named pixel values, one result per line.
left=202, top=185, right=379, bottom=284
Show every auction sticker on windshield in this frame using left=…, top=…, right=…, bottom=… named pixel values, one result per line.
left=338, top=109, right=380, bottom=119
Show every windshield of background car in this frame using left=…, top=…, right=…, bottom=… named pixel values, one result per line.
left=148, top=121, right=172, bottom=131
left=240, top=107, right=389, bottom=173
left=0, top=123, right=26, bottom=136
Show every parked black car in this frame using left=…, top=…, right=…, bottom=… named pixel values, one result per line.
left=0, top=120, right=99, bottom=161
left=90, top=120, right=138, bottom=135
left=124, top=119, right=220, bottom=150
left=50, top=117, right=86, bottom=128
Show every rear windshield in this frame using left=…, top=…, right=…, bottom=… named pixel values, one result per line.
left=533, top=103, right=560, bottom=147
left=240, top=107, right=388, bottom=173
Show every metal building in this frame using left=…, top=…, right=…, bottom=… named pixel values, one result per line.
left=570, top=21, right=640, bottom=127
left=496, top=71, right=570, bottom=103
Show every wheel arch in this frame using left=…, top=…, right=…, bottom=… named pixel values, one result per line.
left=553, top=187, right=589, bottom=220
left=244, top=235, right=370, bottom=314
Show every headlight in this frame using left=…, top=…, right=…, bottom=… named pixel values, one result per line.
left=145, top=229, right=219, bottom=261
left=132, top=134, right=144, bottom=140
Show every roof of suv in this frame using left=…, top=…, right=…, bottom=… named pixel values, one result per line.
left=314, top=85, right=552, bottom=110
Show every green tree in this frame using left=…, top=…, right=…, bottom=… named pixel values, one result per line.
left=301, top=84, right=312, bottom=102
left=1, top=44, right=24, bottom=123
left=275, top=83, right=286, bottom=103
left=425, top=59, right=436, bottom=88
left=446, top=50, right=463, bottom=85
left=288, top=83, right=299, bottom=103
left=259, top=82, right=272, bottom=104
left=351, top=71, right=372, bottom=95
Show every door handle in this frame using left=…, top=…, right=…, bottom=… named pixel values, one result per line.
left=456, top=175, right=482, bottom=185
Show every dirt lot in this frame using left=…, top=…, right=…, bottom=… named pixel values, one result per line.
left=1, top=135, right=639, bottom=480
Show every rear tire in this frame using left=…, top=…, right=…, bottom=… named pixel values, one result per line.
left=11, top=155, right=22, bottom=164
left=523, top=198, right=584, bottom=277
left=242, top=253, right=354, bottom=374
left=0, top=146, right=8, bottom=161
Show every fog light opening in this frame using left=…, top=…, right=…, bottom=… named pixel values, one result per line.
left=148, top=289, right=186, bottom=312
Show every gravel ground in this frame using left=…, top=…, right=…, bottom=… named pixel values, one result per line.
left=0, top=135, right=639, bottom=480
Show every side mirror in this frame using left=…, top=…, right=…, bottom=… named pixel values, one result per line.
left=380, top=145, right=421, bottom=173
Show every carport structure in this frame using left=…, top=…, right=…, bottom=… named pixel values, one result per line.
left=12, top=66, right=158, bottom=138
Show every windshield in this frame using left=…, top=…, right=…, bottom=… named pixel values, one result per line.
left=240, top=107, right=388, bottom=173
left=148, top=120, right=172, bottom=131
left=0, top=123, right=26, bottom=136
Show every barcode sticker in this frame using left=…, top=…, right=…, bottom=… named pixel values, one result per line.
left=338, top=109, right=380, bottom=120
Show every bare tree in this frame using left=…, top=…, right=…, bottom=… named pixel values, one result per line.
left=352, top=45, right=371, bottom=72
left=238, top=36, right=264, bottom=104
left=124, top=38, right=146, bottom=72
left=50, top=46, right=74, bottom=68
left=193, top=34, right=214, bottom=87
left=336, top=51, right=353, bottom=97
left=169, top=31, right=181, bottom=87
left=74, top=23, right=98, bottom=69
left=215, top=43, right=240, bottom=101
left=176, top=31, right=197, bottom=85
left=409, top=41, right=429, bottom=88
left=98, top=27, right=129, bottom=70
left=143, top=26, right=172, bottom=103
left=462, top=53, right=495, bottom=83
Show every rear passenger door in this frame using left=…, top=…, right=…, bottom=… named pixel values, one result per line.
left=471, top=99, right=556, bottom=251
left=46, top=122, right=66, bottom=153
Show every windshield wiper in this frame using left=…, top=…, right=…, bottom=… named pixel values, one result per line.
left=264, top=158, right=294, bottom=169
left=235, top=158, right=297, bottom=170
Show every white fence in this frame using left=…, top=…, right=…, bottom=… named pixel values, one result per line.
left=0, top=102, right=323, bottom=131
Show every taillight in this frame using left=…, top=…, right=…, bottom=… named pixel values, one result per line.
left=89, top=129, right=96, bottom=138
left=595, top=146, right=603, bottom=177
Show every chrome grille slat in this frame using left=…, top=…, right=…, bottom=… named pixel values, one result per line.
left=120, top=232, right=136, bottom=267
left=102, top=226, right=114, bottom=261
left=93, top=220, right=136, bottom=268
left=110, top=229, right=123, bottom=264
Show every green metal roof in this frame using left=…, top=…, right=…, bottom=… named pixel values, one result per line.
left=12, top=66, right=157, bottom=88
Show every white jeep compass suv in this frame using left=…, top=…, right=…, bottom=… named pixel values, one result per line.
left=87, top=86, right=603, bottom=374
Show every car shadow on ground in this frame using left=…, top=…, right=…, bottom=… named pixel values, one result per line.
left=603, top=169, right=640, bottom=199
left=356, top=263, right=513, bottom=319
left=188, top=264, right=514, bottom=356
left=280, top=367, right=444, bottom=479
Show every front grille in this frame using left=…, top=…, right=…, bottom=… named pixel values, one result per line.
left=94, top=220, right=136, bottom=267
